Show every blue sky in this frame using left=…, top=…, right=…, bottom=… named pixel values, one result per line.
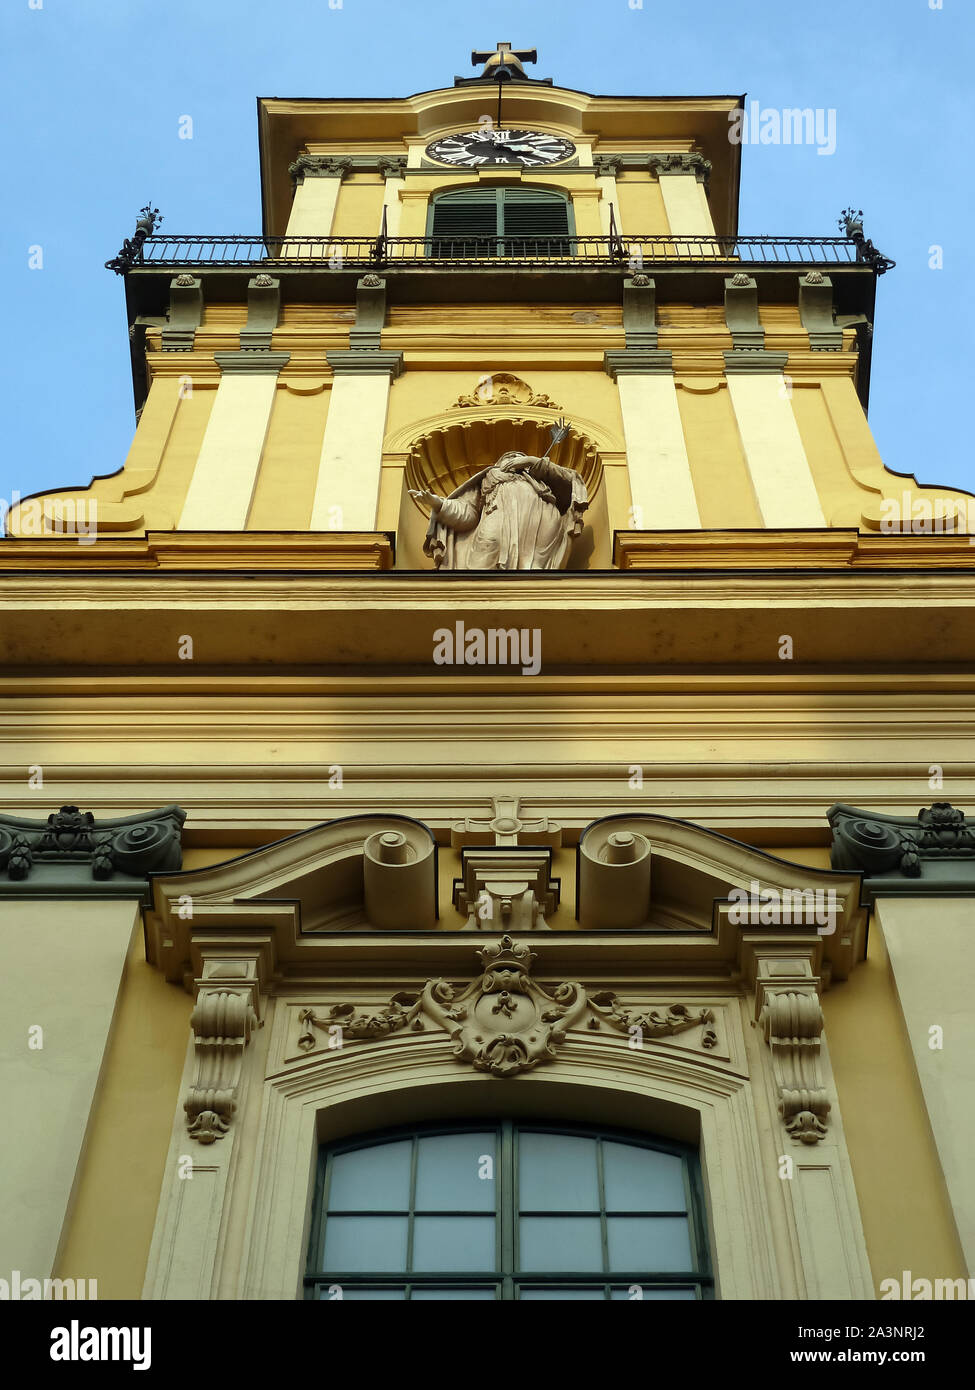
left=1, top=0, right=972, bottom=517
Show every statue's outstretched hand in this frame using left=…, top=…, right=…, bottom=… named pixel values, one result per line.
left=408, top=488, right=444, bottom=512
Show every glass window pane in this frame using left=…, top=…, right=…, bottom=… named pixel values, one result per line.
left=327, top=1140, right=412, bottom=1211
left=412, top=1216, right=496, bottom=1272
left=519, top=1133, right=599, bottom=1211
left=319, top=1286, right=407, bottom=1300
left=519, top=1216, right=603, bottom=1272
left=323, top=1215, right=409, bottom=1272
left=606, top=1216, right=692, bottom=1273
left=602, top=1141, right=686, bottom=1212
left=411, top=1287, right=497, bottom=1300
left=520, top=1287, right=605, bottom=1300
left=415, top=1133, right=496, bottom=1211
left=610, top=1286, right=698, bottom=1300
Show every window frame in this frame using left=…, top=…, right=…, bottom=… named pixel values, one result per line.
left=304, top=1120, right=713, bottom=1301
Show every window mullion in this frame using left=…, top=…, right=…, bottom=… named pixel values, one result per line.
left=406, top=1133, right=418, bottom=1275
left=500, top=1120, right=515, bottom=1298
left=596, top=1137, right=610, bottom=1278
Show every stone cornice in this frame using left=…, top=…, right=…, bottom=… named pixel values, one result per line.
left=0, top=803, right=184, bottom=899
left=604, top=349, right=674, bottom=377
left=722, top=349, right=789, bottom=374
left=214, top=350, right=291, bottom=376
left=0, top=532, right=395, bottom=571
left=326, top=349, right=404, bottom=378
left=3, top=569, right=975, bottom=672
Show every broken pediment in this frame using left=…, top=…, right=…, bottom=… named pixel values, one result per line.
left=144, top=806, right=869, bottom=993
left=146, top=814, right=438, bottom=983
left=579, top=814, right=868, bottom=980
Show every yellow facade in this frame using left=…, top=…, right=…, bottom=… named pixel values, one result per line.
left=2, top=49, right=974, bottom=1307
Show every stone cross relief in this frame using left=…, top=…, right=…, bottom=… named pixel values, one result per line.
left=451, top=795, right=561, bottom=930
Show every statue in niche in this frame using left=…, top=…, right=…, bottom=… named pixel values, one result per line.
left=409, top=420, right=588, bottom=571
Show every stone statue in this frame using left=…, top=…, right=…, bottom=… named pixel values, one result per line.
left=409, top=423, right=588, bottom=571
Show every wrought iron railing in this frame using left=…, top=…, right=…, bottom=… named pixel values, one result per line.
left=107, top=233, right=895, bottom=275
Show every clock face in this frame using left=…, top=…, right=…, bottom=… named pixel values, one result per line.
left=426, top=129, right=575, bottom=168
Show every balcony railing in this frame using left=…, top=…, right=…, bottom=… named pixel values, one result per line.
left=108, top=233, right=895, bottom=274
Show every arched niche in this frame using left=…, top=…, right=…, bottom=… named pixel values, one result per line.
left=392, top=409, right=607, bottom=570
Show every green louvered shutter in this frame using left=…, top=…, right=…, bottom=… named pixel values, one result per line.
left=500, top=188, right=571, bottom=254
left=430, top=189, right=499, bottom=256
left=429, top=188, right=572, bottom=257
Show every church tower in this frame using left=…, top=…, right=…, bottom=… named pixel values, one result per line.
left=1, top=45, right=972, bottom=1304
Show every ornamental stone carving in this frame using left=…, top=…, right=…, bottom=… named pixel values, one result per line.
left=589, top=995, right=716, bottom=1047
left=759, top=989, right=830, bottom=1145
left=648, top=152, right=712, bottom=186
left=0, top=804, right=185, bottom=886
left=299, top=935, right=585, bottom=1076
left=185, top=961, right=261, bottom=1144
left=453, top=848, right=559, bottom=930
left=295, top=936, right=720, bottom=1077
left=451, top=373, right=562, bottom=409
left=288, top=154, right=351, bottom=183
left=829, top=801, right=975, bottom=886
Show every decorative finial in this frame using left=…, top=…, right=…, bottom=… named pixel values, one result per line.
left=105, top=204, right=163, bottom=276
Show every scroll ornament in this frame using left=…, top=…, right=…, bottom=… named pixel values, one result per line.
left=759, top=990, right=830, bottom=1145
left=297, top=936, right=717, bottom=1078
left=0, top=803, right=185, bottom=883
left=829, top=801, right=975, bottom=879
left=184, top=990, right=258, bottom=1144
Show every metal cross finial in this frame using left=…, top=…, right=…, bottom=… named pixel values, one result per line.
left=471, top=42, right=538, bottom=68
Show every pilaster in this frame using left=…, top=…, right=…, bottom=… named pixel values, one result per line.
left=605, top=316, right=701, bottom=528
left=724, top=352, right=828, bottom=527
left=177, top=351, right=290, bottom=531
left=311, top=333, right=404, bottom=531
left=829, top=800, right=975, bottom=1273
left=0, top=805, right=185, bottom=1282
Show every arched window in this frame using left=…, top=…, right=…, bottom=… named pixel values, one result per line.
left=305, top=1121, right=712, bottom=1300
left=428, top=188, right=573, bottom=257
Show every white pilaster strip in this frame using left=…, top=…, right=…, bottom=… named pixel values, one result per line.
left=725, top=366, right=827, bottom=527
left=311, top=354, right=402, bottom=531
left=177, top=355, right=287, bottom=531
left=659, top=172, right=716, bottom=236
left=382, top=176, right=405, bottom=237
left=617, top=374, right=701, bottom=527
left=285, top=176, right=343, bottom=239
left=596, top=174, right=620, bottom=235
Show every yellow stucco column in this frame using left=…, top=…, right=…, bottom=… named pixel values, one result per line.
left=398, top=187, right=433, bottom=240
left=177, top=353, right=289, bottom=531
left=311, top=352, right=404, bottom=530
left=874, top=898, right=975, bottom=1273
left=569, top=187, right=604, bottom=240
left=725, top=355, right=827, bottom=527
left=605, top=352, right=702, bottom=528
left=655, top=157, right=716, bottom=237
left=594, top=157, right=622, bottom=235
left=285, top=160, right=347, bottom=238
left=0, top=898, right=141, bottom=1280
left=380, top=160, right=407, bottom=238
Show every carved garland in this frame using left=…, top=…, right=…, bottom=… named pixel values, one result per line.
left=297, top=935, right=716, bottom=1078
